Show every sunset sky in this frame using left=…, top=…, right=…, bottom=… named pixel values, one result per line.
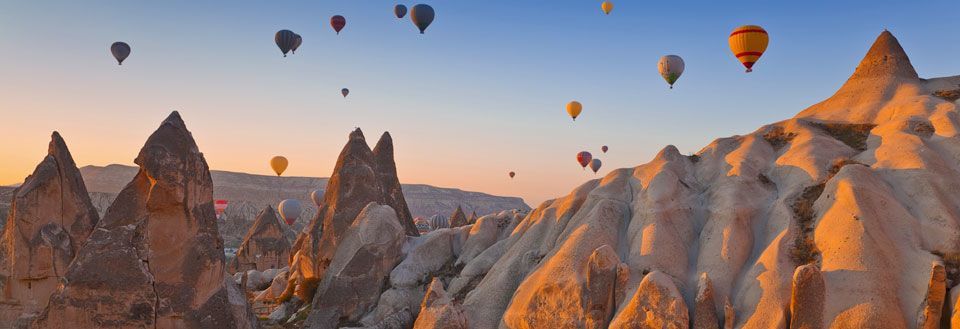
left=2, top=0, right=959, bottom=206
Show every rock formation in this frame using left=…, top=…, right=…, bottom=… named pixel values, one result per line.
left=449, top=206, right=467, bottom=228
left=286, top=129, right=418, bottom=302
left=693, top=273, right=720, bottom=329
left=413, top=278, right=467, bottom=329
left=609, top=271, right=688, bottom=329
left=917, top=262, right=946, bottom=329
left=0, top=132, right=99, bottom=326
left=789, top=264, right=824, bottom=329
left=229, top=205, right=291, bottom=273
left=35, top=112, right=257, bottom=329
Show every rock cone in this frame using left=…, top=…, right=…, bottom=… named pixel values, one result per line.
left=229, top=205, right=290, bottom=273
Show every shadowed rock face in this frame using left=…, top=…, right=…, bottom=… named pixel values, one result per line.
left=0, top=132, right=99, bottom=325
left=35, top=112, right=256, bottom=329
left=229, top=205, right=291, bottom=273
left=449, top=206, right=467, bottom=228
left=288, top=129, right=418, bottom=301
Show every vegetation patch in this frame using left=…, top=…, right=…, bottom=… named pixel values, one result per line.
left=758, top=173, right=775, bottom=188
left=908, top=120, right=935, bottom=138
left=687, top=154, right=701, bottom=163
left=827, top=158, right=865, bottom=181
left=933, top=88, right=960, bottom=102
left=809, top=122, right=875, bottom=152
left=761, top=126, right=797, bottom=151
left=789, top=183, right=825, bottom=265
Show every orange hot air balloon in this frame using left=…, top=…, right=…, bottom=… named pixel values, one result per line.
left=566, top=101, right=582, bottom=121
left=728, top=25, right=769, bottom=73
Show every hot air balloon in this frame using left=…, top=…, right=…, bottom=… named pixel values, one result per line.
left=278, top=199, right=302, bottom=225
left=410, top=4, right=435, bottom=34
left=601, top=145, right=609, bottom=153
left=601, top=1, right=614, bottom=15
left=658, top=55, right=685, bottom=89
left=270, top=156, right=289, bottom=176
left=291, top=34, right=303, bottom=54
left=110, top=42, right=131, bottom=65
left=577, top=151, right=592, bottom=169
left=395, top=4, right=408, bottom=18
left=728, top=25, right=769, bottom=73
left=429, top=214, right=449, bottom=230
left=331, top=15, right=346, bottom=34
left=589, top=158, right=602, bottom=174
left=566, top=101, right=583, bottom=121
left=275, top=30, right=298, bottom=57
left=509, top=171, right=516, bottom=179
left=214, top=200, right=228, bottom=219
left=341, top=88, right=350, bottom=98
left=310, top=189, right=322, bottom=206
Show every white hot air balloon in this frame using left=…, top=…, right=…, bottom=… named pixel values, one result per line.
left=278, top=199, right=302, bottom=225
left=310, top=189, right=323, bottom=207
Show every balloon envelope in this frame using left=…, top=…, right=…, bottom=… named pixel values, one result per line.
left=110, top=42, right=131, bottom=65
left=658, top=55, right=685, bottom=89
left=214, top=200, right=228, bottom=219
left=601, top=1, right=614, bottom=14
left=331, top=15, right=346, bottom=34
left=341, top=88, right=350, bottom=98
left=278, top=199, right=302, bottom=225
left=275, top=30, right=298, bottom=57
left=410, top=4, right=435, bottom=34
left=270, top=156, right=289, bottom=176
left=395, top=4, right=408, bottom=18
left=577, top=151, right=592, bottom=169
left=728, top=25, right=769, bottom=72
left=566, top=101, right=582, bottom=121
left=601, top=145, right=609, bottom=153
left=509, top=171, right=516, bottom=179
left=291, top=34, right=302, bottom=54
left=310, top=189, right=323, bottom=206
left=590, top=159, right=602, bottom=174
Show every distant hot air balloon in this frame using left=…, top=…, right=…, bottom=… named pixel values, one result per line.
left=509, top=171, right=516, bottom=179
left=589, top=158, right=602, bottom=174
left=601, top=1, right=614, bottom=15
left=110, top=42, right=131, bottom=65
left=341, top=88, right=350, bottom=98
left=331, top=15, right=346, bottom=34
left=410, top=4, right=435, bottom=34
left=310, top=189, right=322, bottom=206
left=275, top=30, right=298, bottom=57
left=214, top=200, right=228, bottom=219
left=270, top=156, right=289, bottom=176
left=601, top=145, right=609, bottom=153
left=278, top=199, right=302, bottom=225
left=395, top=4, right=408, bottom=18
left=291, top=34, right=303, bottom=54
left=566, top=101, right=583, bottom=121
left=728, top=25, right=769, bottom=73
left=658, top=55, right=685, bottom=89
left=577, top=151, right=592, bottom=169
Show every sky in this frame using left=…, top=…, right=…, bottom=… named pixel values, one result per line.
left=2, top=1, right=960, bottom=207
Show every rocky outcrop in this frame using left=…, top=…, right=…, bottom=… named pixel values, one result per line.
left=287, top=129, right=417, bottom=302
left=35, top=112, right=257, bottom=329
left=609, top=271, right=688, bottom=329
left=693, top=273, right=720, bottom=329
left=302, top=203, right=406, bottom=329
left=789, top=264, right=824, bottom=329
left=413, top=278, right=467, bottom=329
left=917, top=262, right=946, bottom=329
left=449, top=206, right=467, bottom=228
left=229, top=205, right=290, bottom=273
left=0, top=132, right=99, bottom=325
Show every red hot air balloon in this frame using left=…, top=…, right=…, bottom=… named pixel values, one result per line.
left=601, top=145, right=609, bottom=153
left=331, top=15, right=346, bottom=34
left=509, top=171, right=516, bottom=179
left=577, top=151, right=592, bottom=169
left=214, top=200, right=228, bottom=219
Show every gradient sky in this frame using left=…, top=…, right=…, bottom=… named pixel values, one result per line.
left=2, top=1, right=959, bottom=206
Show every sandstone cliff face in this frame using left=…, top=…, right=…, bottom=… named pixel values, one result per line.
left=35, top=112, right=256, bottom=329
left=229, top=205, right=291, bottom=273
left=0, top=132, right=99, bottom=326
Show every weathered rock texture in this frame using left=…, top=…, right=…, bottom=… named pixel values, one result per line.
left=413, top=278, right=467, bottom=329
left=693, top=273, right=720, bottom=329
left=0, top=132, right=99, bottom=326
left=609, top=271, right=688, bottom=329
left=229, top=205, right=290, bottom=273
left=789, top=264, right=824, bottom=329
left=35, top=112, right=257, bottom=329
left=449, top=206, right=468, bottom=228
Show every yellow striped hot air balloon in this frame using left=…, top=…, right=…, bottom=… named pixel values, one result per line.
left=728, top=25, right=769, bottom=73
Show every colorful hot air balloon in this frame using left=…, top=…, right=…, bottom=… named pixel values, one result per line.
left=601, top=1, right=614, bottom=15
left=577, top=151, right=592, bottom=169
left=509, top=171, right=516, bottom=179
left=566, top=101, right=583, bottom=121
left=410, top=4, right=435, bottom=34
left=275, top=30, right=298, bottom=57
left=395, top=4, right=408, bottom=18
left=601, top=145, right=609, bottom=153
left=728, top=25, right=769, bottom=73
left=270, top=156, right=289, bottom=176
left=310, top=189, right=322, bottom=206
left=589, top=158, right=602, bottom=174
left=214, top=200, right=228, bottom=219
left=291, top=34, right=302, bottom=54
left=278, top=199, right=302, bottom=225
left=331, top=15, right=346, bottom=34
left=341, top=88, right=350, bottom=98
left=658, top=55, right=685, bottom=89
left=110, top=42, right=131, bottom=65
